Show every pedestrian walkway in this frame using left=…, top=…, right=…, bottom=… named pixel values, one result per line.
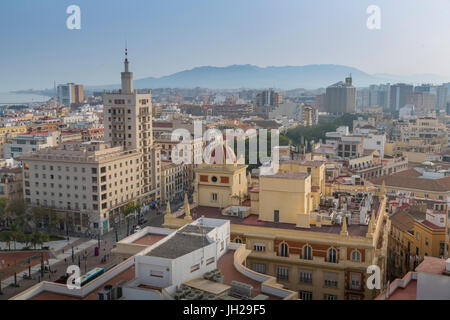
left=0, top=237, right=80, bottom=252
left=1, top=239, right=98, bottom=287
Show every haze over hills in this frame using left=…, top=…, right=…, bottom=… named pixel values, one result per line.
left=84, top=64, right=450, bottom=91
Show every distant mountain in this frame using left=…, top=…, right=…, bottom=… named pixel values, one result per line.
left=87, top=64, right=450, bottom=91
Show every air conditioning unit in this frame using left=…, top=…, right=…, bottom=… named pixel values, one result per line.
left=116, top=280, right=127, bottom=299
left=98, top=287, right=113, bottom=300
left=230, top=280, right=253, bottom=298
left=212, top=275, right=224, bottom=283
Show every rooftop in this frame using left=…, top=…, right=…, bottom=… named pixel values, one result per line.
left=146, top=226, right=211, bottom=259
left=187, top=206, right=378, bottom=237
left=370, top=168, right=450, bottom=192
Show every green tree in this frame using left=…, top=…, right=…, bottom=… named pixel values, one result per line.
left=9, top=224, right=23, bottom=250
left=123, top=201, right=138, bottom=217
left=17, top=232, right=31, bottom=248
left=0, top=230, right=13, bottom=250
left=6, top=199, right=28, bottom=228
left=0, top=197, right=8, bottom=227
left=30, top=231, right=49, bottom=249
left=32, top=206, right=46, bottom=231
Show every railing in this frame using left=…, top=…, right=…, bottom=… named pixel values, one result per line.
left=232, top=244, right=298, bottom=300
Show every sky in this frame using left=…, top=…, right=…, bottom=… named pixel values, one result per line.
left=1, top=0, right=450, bottom=91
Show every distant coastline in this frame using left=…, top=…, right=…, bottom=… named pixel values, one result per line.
left=0, top=91, right=52, bottom=105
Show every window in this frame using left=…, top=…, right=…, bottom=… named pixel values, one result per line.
left=211, top=193, right=218, bottom=201
left=252, top=263, right=266, bottom=274
left=279, top=242, right=289, bottom=257
left=274, top=210, right=279, bottom=223
left=276, top=266, right=289, bottom=281
left=190, top=264, right=200, bottom=273
left=350, top=273, right=361, bottom=290
left=327, top=248, right=337, bottom=263
left=302, top=245, right=312, bottom=260
left=299, top=291, right=312, bottom=300
left=324, top=272, right=338, bottom=288
left=253, top=243, right=266, bottom=252
left=150, top=270, right=163, bottom=278
left=299, top=270, right=313, bottom=284
left=234, top=238, right=242, bottom=244
left=324, top=294, right=337, bottom=300
left=351, top=250, right=361, bottom=262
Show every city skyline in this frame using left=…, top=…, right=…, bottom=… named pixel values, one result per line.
left=2, top=0, right=450, bottom=91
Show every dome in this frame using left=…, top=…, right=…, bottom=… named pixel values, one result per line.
left=205, top=143, right=237, bottom=165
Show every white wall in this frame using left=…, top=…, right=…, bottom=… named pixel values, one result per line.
left=417, top=272, right=450, bottom=300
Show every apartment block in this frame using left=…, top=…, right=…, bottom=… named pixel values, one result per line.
left=20, top=142, right=141, bottom=234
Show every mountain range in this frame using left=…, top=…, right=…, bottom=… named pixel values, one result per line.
left=87, top=64, right=450, bottom=91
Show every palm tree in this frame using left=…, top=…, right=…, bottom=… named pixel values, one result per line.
left=17, top=232, right=31, bottom=248
left=30, top=231, right=49, bottom=249
left=9, top=224, right=23, bottom=250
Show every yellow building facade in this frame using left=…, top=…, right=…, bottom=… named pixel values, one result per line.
left=166, top=158, right=390, bottom=300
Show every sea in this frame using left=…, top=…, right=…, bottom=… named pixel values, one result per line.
left=0, top=92, right=50, bottom=105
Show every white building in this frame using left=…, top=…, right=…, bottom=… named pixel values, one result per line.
left=3, top=131, right=59, bottom=158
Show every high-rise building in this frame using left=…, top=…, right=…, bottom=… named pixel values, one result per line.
left=315, top=93, right=326, bottom=112
left=255, top=89, right=282, bottom=117
left=325, top=76, right=356, bottom=114
left=435, top=85, right=448, bottom=110
left=103, top=49, right=161, bottom=202
left=389, top=83, right=413, bottom=112
left=57, top=83, right=84, bottom=106
left=406, top=91, right=435, bottom=115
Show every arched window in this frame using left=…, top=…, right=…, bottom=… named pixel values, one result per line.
left=351, top=250, right=361, bottom=262
left=279, top=242, right=289, bottom=257
left=302, top=245, right=313, bottom=260
left=327, top=248, right=337, bottom=263
left=234, top=238, right=242, bottom=244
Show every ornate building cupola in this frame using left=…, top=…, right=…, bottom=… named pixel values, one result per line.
left=204, top=142, right=237, bottom=167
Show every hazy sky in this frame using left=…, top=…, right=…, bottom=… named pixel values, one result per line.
left=1, top=0, right=450, bottom=91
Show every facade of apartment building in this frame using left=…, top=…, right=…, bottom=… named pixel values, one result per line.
left=103, top=52, right=161, bottom=203
left=20, top=142, right=141, bottom=234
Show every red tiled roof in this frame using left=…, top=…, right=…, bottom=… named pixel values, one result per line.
left=420, top=220, right=445, bottom=230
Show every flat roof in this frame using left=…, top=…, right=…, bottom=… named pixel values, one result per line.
left=147, top=232, right=209, bottom=259
left=31, top=266, right=135, bottom=300
left=185, top=204, right=379, bottom=237
left=184, top=278, right=231, bottom=295
left=416, top=257, right=449, bottom=275
left=385, top=279, right=417, bottom=300
left=132, top=233, right=167, bottom=246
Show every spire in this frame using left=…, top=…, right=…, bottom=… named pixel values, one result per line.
left=166, top=201, right=172, bottom=216
left=124, top=43, right=129, bottom=72
left=121, top=45, right=133, bottom=93
left=366, top=211, right=375, bottom=238
left=340, top=215, right=348, bottom=236
left=184, top=192, right=192, bottom=221
left=380, top=180, right=386, bottom=197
